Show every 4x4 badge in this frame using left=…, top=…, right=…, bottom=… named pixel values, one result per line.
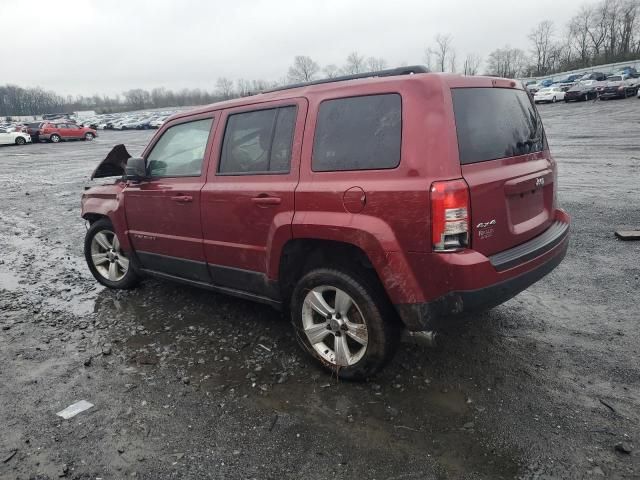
left=536, top=177, right=545, bottom=187
left=476, top=219, right=497, bottom=229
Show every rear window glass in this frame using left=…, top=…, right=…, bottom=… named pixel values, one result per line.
left=312, top=94, right=401, bottom=172
left=452, top=88, right=545, bottom=164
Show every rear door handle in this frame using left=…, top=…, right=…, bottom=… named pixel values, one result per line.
left=251, top=195, right=281, bottom=206
left=170, top=195, right=193, bottom=203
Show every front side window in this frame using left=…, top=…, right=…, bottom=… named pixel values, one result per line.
left=312, top=94, right=402, bottom=172
left=147, top=118, right=213, bottom=177
left=219, top=106, right=297, bottom=174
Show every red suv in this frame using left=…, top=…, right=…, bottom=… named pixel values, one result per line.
left=40, top=122, right=97, bottom=143
left=81, top=67, right=570, bottom=379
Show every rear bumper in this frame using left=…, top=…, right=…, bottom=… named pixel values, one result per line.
left=395, top=210, right=570, bottom=331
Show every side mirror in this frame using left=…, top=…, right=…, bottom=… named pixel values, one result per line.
left=124, top=157, right=147, bottom=181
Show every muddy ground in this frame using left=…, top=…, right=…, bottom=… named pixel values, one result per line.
left=1, top=98, right=639, bottom=480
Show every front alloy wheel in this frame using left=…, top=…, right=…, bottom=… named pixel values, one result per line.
left=91, top=229, right=129, bottom=282
left=84, top=218, right=140, bottom=289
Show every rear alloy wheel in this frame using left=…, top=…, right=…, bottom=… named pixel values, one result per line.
left=15, top=137, right=26, bottom=145
left=50, top=134, right=61, bottom=143
left=84, top=218, right=140, bottom=289
left=84, top=132, right=95, bottom=141
left=291, top=268, right=399, bottom=380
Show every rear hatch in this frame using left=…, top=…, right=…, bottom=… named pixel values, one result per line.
left=451, top=87, right=555, bottom=256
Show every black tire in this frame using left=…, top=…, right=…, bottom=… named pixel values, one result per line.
left=15, top=136, right=26, bottom=145
left=84, top=218, right=140, bottom=289
left=290, top=267, right=400, bottom=380
left=583, top=94, right=589, bottom=101
left=84, top=132, right=95, bottom=141
left=50, top=134, right=61, bottom=143
left=552, top=96, right=557, bottom=103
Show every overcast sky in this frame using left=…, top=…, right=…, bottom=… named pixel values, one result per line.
left=2, top=0, right=581, bottom=96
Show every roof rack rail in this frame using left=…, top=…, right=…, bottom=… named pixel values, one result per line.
left=261, top=65, right=429, bottom=94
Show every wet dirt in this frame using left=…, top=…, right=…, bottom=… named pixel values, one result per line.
left=1, top=99, right=639, bottom=479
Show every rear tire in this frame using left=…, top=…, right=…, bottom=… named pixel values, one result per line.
left=290, top=267, right=400, bottom=380
left=84, top=218, right=140, bottom=289
left=552, top=96, right=557, bottom=103
left=50, top=134, right=61, bottom=143
left=15, top=137, right=26, bottom=145
left=84, top=132, right=95, bottom=141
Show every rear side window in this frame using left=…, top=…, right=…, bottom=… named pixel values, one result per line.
left=312, top=94, right=401, bottom=172
left=219, top=106, right=296, bottom=175
left=452, top=88, right=545, bottom=164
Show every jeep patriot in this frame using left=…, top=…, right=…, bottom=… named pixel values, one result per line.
left=81, top=66, right=570, bottom=379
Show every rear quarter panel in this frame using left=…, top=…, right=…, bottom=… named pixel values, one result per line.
left=293, top=76, right=463, bottom=303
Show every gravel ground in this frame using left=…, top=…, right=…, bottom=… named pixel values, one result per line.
left=1, top=98, right=639, bottom=480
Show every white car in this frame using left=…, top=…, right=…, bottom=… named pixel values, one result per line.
left=534, top=87, right=565, bottom=104
left=0, top=128, right=31, bottom=145
left=149, top=117, right=167, bottom=128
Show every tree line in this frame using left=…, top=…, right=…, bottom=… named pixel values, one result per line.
left=2, top=0, right=638, bottom=117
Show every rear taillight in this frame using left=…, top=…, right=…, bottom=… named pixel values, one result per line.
left=430, top=179, right=470, bottom=251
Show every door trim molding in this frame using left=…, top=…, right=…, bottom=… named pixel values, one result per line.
left=136, top=251, right=281, bottom=306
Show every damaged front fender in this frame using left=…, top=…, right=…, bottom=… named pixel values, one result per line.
left=90, top=144, right=132, bottom=179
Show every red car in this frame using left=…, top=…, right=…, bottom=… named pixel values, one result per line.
left=82, top=66, right=570, bottom=379
left=40, top=122, right=97, bottom=143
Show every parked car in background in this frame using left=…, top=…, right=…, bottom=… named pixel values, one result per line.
left=42, top=113, right=71, bottom=121
left=0, top=128, right=31, bottom=145
left=39, top=123, right=98, bottom=142
left=25, top=122, right=44, bottom=142
left=564, top=80, right=601, bottom=102
left=149, top=117, right=167, bottom=128
left=527, top=82, right=544, bottom=94
left=82, top=68, right=570, bottom=379
left=534, top=86, right=565, bottom=103
left=598, top=76, right=639, bottom=99
left=579, top=72, right=607, bottom=82
left=613, top=66, right=638, bottom=78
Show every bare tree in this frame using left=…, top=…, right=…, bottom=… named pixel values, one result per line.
left=423, top=48, right=434, bottom=71
left=449, top=51, right=457, bottom=73
left=366, top=56, right=388, bottom=72
left=236, top=79, right=251, bottom=97
left=323, top=64, right=341, bottom=78
left=485, top=46, right=528, bottom=78
left=568, top=6, right=594, bottom=66
left=529, top=20, right=555, bottom=75
left=343, top=51, right=366, bottom=74
left=287, top=56, right=320, bottom=83
left=433, top=33, right=454, bottom=72
left=215, top=78, right=235, bottom=99
left=462, top=53, right=481, bottom=75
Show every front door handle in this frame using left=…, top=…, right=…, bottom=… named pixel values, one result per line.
left=170, top=195, right=193, bottom=203
left=251, top=195, right=281, bottom=206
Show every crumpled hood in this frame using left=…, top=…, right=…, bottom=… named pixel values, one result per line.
left=90, top=144, right=132, bottom=179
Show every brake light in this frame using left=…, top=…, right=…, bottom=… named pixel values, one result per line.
left=430, top=179, right=470, bottom=251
